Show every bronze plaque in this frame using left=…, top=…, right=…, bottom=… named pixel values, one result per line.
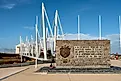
left=60, top=45, right=70, bottom=58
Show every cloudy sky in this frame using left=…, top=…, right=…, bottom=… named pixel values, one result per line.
left=0, top=0, right=121, bottom=53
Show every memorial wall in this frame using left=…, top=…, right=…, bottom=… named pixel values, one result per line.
left=56, top=40, right=110, bottom=68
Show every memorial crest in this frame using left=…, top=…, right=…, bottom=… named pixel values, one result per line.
left=60, top=45, right=70, bottom=58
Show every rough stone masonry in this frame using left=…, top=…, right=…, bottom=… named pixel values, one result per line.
left=56, top=40, right=110, bottom=68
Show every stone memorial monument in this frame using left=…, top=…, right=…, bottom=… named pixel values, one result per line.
left=56, top=40, right=110, bottom=68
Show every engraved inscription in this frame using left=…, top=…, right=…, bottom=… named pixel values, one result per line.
left=74, top=46, right=104, bottom=58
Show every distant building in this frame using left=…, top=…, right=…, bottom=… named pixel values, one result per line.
left=16, top=44, right=20, bottom=54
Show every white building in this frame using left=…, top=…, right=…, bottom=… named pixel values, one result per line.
left=15, top=44, right=20, bottom=54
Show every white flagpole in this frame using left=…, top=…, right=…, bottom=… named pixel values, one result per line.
left=99, top=15, right=102, bottom=40
left=119, top=16, right=121, bottom=50
left=78, top=15, right=80, bottom=40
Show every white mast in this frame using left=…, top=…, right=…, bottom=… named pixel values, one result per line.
left=35, top=16, right=38, bottom=68
left=25, top=36, right=28, bottom=55
left=20, top=36, right=22, bottom=63
left=78, top=15, right=80, bottom=40
left=57, top=11, right=64, bottom=39
left=31, top=35, right=34, bottom=57
left=26, top=36, right=28, bottom=42
left=46, top=27, right=49, bottom=38
left=54, top=10, right=58, bottom=54
left=119, top=16, right=121, bottom=50
left=42, top=3, right=47, bottom=60
left=99, top=15, right=102, bottom=40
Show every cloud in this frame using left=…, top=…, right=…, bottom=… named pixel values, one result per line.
left=59, top=33, right=121, bottom=53
left=63, top=33, right=106, bottom=40
left=1, top=4, right=16, bottom=9
left=0, top=0, right=32, bottom=9
left=23, top=26, right=34, bottom=30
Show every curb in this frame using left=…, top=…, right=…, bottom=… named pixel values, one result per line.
left=34, top=72, right=47, bottom=75
left=0, top=67, right=29, bottom=81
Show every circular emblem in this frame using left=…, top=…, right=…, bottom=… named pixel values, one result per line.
left=60, top=45, right=70, bottom=58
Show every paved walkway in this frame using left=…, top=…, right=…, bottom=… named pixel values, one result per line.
left=0, top=66, right=29, bottom=80
left=3, top=66, right=121, bottom=81
left=2, top=60, right=121, bottom=81
left=111, top=60, right=121, bottom=67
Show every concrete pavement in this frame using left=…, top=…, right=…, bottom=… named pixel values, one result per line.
left=0, top=66, right=29, bottom=81
left=2, top=60, right=121, bottom=81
